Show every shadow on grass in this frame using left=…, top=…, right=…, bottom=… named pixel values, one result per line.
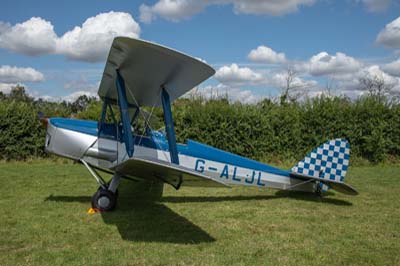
left=161, top=190, right=352, bottom=206
left=45, top=180, right=215, bottom=244
left=46, top=195, right=91, bottom=203
left=275, top=190, right=352, bottom=206
left=45, top=181, right=352, bottom=243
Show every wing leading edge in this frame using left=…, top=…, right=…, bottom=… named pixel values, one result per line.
left=112, top=157, right=228, bottom=189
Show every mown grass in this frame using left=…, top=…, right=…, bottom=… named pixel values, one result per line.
left=0, top=161, right=399, bottom=266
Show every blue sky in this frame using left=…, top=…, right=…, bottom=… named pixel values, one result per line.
left=1, top=0, right=400, bottom=102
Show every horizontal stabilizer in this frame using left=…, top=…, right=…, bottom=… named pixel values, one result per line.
left=290, top=172, right=358, bottom=195
left=112, top=156, right=228, bottom=189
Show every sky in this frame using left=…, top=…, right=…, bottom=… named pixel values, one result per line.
left=1, top=0, right=400, bottom=103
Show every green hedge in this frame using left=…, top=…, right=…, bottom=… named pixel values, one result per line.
left=172, top=97, right=400, bottom=163
left=1, top=95, right=399, bottom=163
left=0, top=101, right=46, bottom=160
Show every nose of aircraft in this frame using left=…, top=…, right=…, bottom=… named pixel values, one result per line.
left=38, top=111, right=48, bottom=128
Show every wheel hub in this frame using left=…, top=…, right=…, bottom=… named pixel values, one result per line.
left=98, top=196, right=110, bottom=208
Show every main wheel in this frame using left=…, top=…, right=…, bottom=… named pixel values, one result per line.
left=97, top=186, right=118, bottom=197
left=91, top=188, right=117, bottom=212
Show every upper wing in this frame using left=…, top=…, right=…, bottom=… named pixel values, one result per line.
left=98, top=37, right=215, bottom=107
left=290, top=172, right=358, bottom=195
left=112, top=156, right=228, bottom=189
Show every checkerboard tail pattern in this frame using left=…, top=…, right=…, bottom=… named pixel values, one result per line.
left=291, top=139, right=350, bottom=183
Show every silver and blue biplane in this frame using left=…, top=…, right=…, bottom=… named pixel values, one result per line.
left=43, top=37, right=358, bottom=211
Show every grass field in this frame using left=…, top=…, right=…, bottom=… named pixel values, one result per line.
left=0, top=161, right=399, bottom=266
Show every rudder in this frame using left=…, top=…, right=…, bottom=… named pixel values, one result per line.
left=291, top=139, right=350, bottom=184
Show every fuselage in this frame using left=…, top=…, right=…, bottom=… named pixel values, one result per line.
left=45, top=118, right=315, bottom=192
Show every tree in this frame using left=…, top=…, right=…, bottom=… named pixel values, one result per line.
left=359, top=74, right=394, bottom=103
left=280, top=66, right=306, bottom=104
left=70, top=94, right=95, bottom=113
left=8, top=85, right=33, bottom=102
left=324, top=77, right=337, bottom=97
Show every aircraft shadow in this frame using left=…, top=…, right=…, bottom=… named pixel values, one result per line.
left=45, top=183, right=351, bottom=244
left=46, top=194, right=91, bottom=203
left=45, top=181, right=215, bottom=244
left=161, top=190, right=352, bottom=206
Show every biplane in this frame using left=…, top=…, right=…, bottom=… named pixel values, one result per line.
left=42, top=37, right=358, bottom=211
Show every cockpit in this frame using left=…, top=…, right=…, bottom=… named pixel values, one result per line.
left=97, top=99, right=167, bottom=147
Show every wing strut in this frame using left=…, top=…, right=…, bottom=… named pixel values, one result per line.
left=116, top=70, right=134, bottom=157
left=161, top=87, right=179, bottom=165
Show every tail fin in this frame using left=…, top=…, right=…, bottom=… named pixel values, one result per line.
left=291, top=139, right=356, bottom=195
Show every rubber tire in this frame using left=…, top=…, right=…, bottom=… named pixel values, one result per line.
left=98, top=186, right=119, bottom=197
left=91, top=188, right=117, bottom=212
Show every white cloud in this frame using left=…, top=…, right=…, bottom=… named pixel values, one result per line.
left=376, top=16, right=400, bottom=49
left=62, top=90, right=98, bottom=102
left=358, top=0, right=391, bottom=12
left=56, top=12, right=140, bottom=62
left=268, top=70, right=318, bottom=89
left=0, top=22, right=9, bottom=34
left=336, top=88, right=366, bottom=99
left=362, top=65, right=398, bottom=85
left=140, top=1, right=206, bottom=23
left=0, top=17, right=57, bottom=56
left=215, top=63, right=264, bottom=85
left=215, top=63, right=318, bottom=91
left=0, top=12, right=140, bottom=62
left=0, top=65, right=44, bottom=83
left=0, top=83, right=18, bottom=94
left=306, top=52, right=363, bottom=77
left=38, top=90, right=98, bottom=102
left=360, top=65, right=400, bottom=96
left=231, top=0, right=315, bottom=15
left=139, top=0, right=316, bottom=23
left=188, top=83, right=260, bottom=104
left=64, top=79, right=99, bottom=91
left=329, top=64, right=400, bottom=97
left=248, top=45, right=286, bottom=64
left=382, top=58, right=400, bottom=77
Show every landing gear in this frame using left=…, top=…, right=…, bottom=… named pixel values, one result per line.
left=315, top=182, right=322, bottom=196
left=314, top=181, right=323, bottom=201
left=91, top=174, right=122, bottom=212
left=91, top=188, right=117, bottom=211
left=80, top=159, right=122, bottom=212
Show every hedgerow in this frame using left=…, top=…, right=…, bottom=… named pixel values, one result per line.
left=1, top=90, right=399, bottom=163
left=172, top=97, right=400, bottom=162
left=0, top=100, right=46, bottom=160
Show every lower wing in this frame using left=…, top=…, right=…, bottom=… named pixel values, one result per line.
left=112, top=156, right=228, bottom=189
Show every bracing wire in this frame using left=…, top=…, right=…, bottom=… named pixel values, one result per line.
left=125, top=84, right=170, bottom=161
